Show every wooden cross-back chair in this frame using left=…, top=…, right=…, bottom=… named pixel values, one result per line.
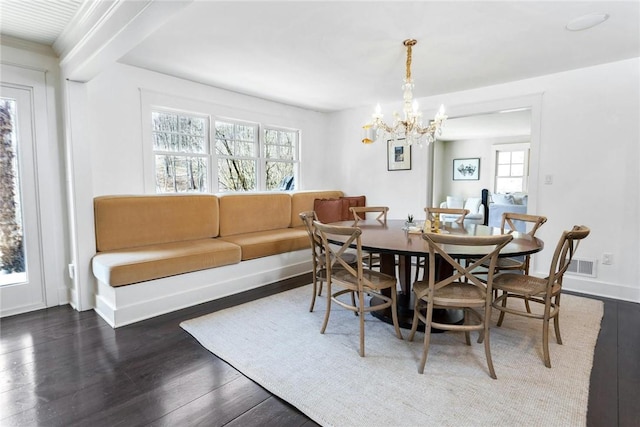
left=299, top=211, right=356, bottom=312
left=424, top=207, right=470, bottom=225
left=482, top=212, right=548, bottom=312
left=350, top=206, right=389, bottom=270
left=313, top=221, right=402, bottom=357
left=408, top=232, right=513, bottom=378
left=350, top=206, right=388, bottom=223
left=491, top=225, right=590, bottom=368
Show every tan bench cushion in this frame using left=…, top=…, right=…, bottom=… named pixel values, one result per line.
left=94, top=194, right=219, bottom=251
left=218, top=193, right=292, bottom=236
left=92, top=238, right=241, bottom=287
left=219, top=227, right=309, bottom=261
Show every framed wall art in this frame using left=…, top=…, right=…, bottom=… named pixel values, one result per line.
left=387, top=139, right=411, bottom=171
left=453, top=158, right=480, bottom=180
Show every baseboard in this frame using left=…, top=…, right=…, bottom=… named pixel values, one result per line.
left=555, top=275, right=639, bottom=303
left=94, top=250, right=312, bottom=327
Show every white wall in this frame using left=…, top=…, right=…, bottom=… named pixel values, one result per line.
left=328, top=58, right=640, bottom=302
left=86, top=63, right=331, bottom=196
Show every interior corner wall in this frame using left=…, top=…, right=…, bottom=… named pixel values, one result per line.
left=327, top=57, right=640, bottom=303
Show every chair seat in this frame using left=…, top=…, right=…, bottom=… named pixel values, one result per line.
left=493, top=273, right=561, bottom=298
left=413, top=280, right=486, bottom=306
left=331, top=268, right=396, bottom=291
left=317, top=251, right=358, bottom=268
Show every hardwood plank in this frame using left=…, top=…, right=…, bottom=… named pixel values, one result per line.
left=586, top=298, right=618, bottom=427
left=0, top=306, right=105, bottom=355
left=148, top=376, right=272, bottom=427
left=617, top=300, right=640, bottom=427
left=224, top=396, right=315, bottom=427
left=0, top=275, right=632, bottom=426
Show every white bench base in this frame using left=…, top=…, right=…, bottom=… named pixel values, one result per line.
left=94, top=249, right=311, bottom=327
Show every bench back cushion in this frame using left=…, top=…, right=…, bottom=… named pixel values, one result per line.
left=94, top=194, right=219, bottom=252
left=290, top=190, right=344, bottom=227
left=219, top=193, right=292, bottom=236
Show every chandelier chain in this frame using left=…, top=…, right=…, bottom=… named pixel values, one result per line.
left=404, top=39, right=416, bottom=81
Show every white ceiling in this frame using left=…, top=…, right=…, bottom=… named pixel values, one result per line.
left=0, top=0, right=83, bottom=46
left=1, top=1, right=639, bottom=115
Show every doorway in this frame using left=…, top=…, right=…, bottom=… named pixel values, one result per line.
left=0, top=84, right=46, bottom=316
left=428, top=94, right=542, bottom=218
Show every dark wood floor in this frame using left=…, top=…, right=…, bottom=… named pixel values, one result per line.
left=1, top=275, right=638, bottom=426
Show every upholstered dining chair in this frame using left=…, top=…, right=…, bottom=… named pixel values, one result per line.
left=350, top=206, right=389, bottom=270
left=491, top=225, right=590, bottom=368
left=313, top=220, right=402, bottom=357
left=408, top=232, right=513, bottom=378
left=299, top=211, right=356, bottom=312
left=480, top=212, right=547, bottom=312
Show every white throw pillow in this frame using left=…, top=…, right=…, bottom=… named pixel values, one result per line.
left=464, top=197, right=482, bottom=213
left=446, top=196, right=464, bottom=209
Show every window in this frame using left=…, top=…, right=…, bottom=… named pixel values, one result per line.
left=215, top=120, right=258, bottom=192
left=264, top=127, right=298, bottom=191
left=152, top=110, right=209, bottom=193
left=150, top=107, right=299, bottom=193
left=495, top=149, right=528, bottom=194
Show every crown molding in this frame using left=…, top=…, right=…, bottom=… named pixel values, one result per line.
left=54, top=0, right=192, bottom=82
left=1, top=35, right=58, bottom=58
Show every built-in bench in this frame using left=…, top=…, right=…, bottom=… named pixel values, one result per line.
left=92, top=190, right=348, bottom=327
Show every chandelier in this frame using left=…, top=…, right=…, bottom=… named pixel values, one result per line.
left=362, top=39, right=447, bottom=146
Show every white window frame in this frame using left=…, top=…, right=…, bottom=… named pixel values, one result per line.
left=491, top=142, right=530, bottom=194
left=141, top=90, right=301, bottom=194
left=151, top=108, right=211, bottom=193
left=262, top=125, right=300, bottom=191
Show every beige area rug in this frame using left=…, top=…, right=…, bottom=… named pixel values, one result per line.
left=181, top=284, right=603, bottom=427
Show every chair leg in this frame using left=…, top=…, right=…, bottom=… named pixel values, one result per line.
left=408, top=299, right=421, bottom=342
left=483, top=304, right=497, bottom=379
left=483, top=324, right=497, bottom=379
left=320, top=282, right=332, bottom=334
left=554, top=315, right=562, bottom=345
left=524, top=297, right=532, bottom=313
left=418, top=303, right=434, bottom=374
left=554, top=295, right=562, bottom=344
left=542, top=317, right=551, bottom=368
left=351, top=291, right=360, bottom=316
left=309, top=273, right=318, bottom=312
left=496, top=292, right=508, bottom=327
left=390, top=290, right=403, bottom=340
left=358, top=290, right=366, bottom=357
left=464, top=308, right=471, bottom=346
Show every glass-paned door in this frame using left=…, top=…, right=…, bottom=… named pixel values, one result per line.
left=0, top=86, right=45, bottom=316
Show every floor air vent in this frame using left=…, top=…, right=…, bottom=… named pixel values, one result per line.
left=567, top=258, right=597, bottom=278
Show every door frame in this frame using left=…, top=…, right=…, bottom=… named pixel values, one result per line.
left=1, top=63, right=65, bottom=315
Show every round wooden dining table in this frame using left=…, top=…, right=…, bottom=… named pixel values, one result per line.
left=328, top=219, right=544, bottom=329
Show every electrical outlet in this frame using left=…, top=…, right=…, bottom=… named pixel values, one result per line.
left=68, top=263, right=76, bottom=279
left=602, top=253, right=613, bottom=265
left=544, top=174, right=553, bottom=185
